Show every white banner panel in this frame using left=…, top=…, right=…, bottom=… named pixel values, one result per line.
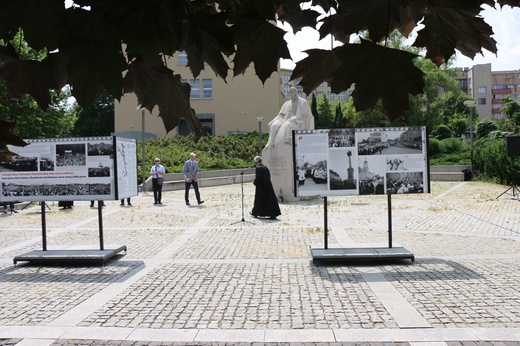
left=1, top=137, right=137, bottom=202
left=293, top=127, right=429, bottom=197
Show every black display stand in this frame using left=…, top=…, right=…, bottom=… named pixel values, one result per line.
left=13, top=201, right=127, bottom=266
left=231, top=169, right=254, bottom=225
left=496, top=155, right=519, bottom=200
left=311, top=195, right=415, bottom=265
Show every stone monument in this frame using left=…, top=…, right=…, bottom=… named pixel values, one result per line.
left=262, top=87, right=314, bottom=202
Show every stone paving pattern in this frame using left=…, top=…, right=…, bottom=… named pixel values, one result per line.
left=0, top=181, right=519, bottom=345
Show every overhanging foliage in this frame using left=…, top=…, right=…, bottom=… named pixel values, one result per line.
left=0, top=0, right=517, bottom=153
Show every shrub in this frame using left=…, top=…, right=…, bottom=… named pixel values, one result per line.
left=439, top=137, right=463, bottom=153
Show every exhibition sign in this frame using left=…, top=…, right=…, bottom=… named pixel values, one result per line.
left=293, top=127, right=429, bottom=197
left=0, top=136, right=137, bottom=202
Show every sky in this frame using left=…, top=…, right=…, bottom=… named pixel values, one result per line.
left=279, top=5, right=520, bottom=72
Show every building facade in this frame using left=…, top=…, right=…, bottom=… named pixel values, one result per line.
left=458, top=63, right=520, bottom=120
left=115, top=53, right=283, bottom=139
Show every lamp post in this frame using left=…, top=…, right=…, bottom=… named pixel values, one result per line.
left=254, top=116, right=265, bottom=155
left=463, top=99, right=477, bottom=169
left=137, top=107, right=146, bottom=193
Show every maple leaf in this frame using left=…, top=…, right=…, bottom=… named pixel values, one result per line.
left=0, top=45, right=68, bottom=110
left=124, top=59, right=203, bottom=139
left=185, top=12, right=235, bottom=79
left=318, top=13, right=351, bottom=43
left=334, top=40, right=424, bottom=118
left=296, top=40, right=423, bottom=119
left=59, top=9, right=127, bottom=107
left=6, top=0, right=65, bottom=51
left=278, top=9, right=320, bottom=34
left=112, top=0, right=184, bottom=63
left=333, top=0, right=415, bottom=43
left=413, top=1, right=497, bottom=65
left=496, top=0, right=520, bottom=6
left=232, top=16, right=291, bottom=83
left=0, top=120, right=28, bottom=162
left=311, top=0, right=338, bottom=13
left=291, top=49, right=341, bottom=92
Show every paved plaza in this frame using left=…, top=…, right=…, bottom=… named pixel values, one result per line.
left=0, top=180, right=519, bottom=345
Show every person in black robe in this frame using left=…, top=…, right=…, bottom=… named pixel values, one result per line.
left=58, top=201, right=74, bottom=209
left=250, top=156, right=281, bottom=219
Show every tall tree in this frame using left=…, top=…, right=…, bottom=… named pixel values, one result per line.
left=316, top=93, right=333, bottom=129
left=311, top=92, right=318, bottom=121
left=0, top=0, right=516, bottom=150
left=333, top=103, right=343, bottom=128
left=502, top=95, right=520, bottom=134
left=72, top=93, right=115, bottom=137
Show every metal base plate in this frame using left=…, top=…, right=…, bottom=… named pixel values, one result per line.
left=311, top=247, right=414, bottom=265
left=13, top=245, right=127, bottom=266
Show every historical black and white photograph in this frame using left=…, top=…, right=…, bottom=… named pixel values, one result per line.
left=39, top=157, right=55, bottom=171
left=295, top=152, right=328, bottom=194
left=88, top=164, right=111, bottom=177
left=357, top=128, right=424, bottom=156
left=328, top=129, right=355, bottom=148
left=56, top=144, right=86, bottom=167
left=329, top=149, right=357, bottom=190
left=0, top=156, right=38, bottom=172
left=386, top=171, right=425, bottom=194
left=88, top=141, right=114, bottom=157
left=2, top=182, right=45, bottom=197
left=358, top=156, right=386, bottom=195
left=89, top=183, right=111, bottom=195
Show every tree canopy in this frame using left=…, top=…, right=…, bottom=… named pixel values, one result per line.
left=0, top=0, right=518, bottom=153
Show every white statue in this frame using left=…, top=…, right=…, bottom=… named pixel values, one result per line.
left=265, top=87, right=314, bottom=147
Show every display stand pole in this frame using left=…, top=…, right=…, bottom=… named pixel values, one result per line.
left=98, top=201, right=104, bottom=250
left=496, top=155, right=519, bottom=200
left=41, top=202, right=47, bottom=251
left=324, top=196, right=328, bottom=249
left=388, top=193, right=393, bottom=248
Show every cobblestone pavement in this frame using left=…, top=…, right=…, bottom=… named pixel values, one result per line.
left=0, top=181, right=519, bottom=345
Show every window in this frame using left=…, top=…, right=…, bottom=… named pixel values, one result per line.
left=493, top=84, right=504, bottom=90
left=178, top=114, right=215, bottom=135
left=493, top=104, right=503, bottom=109
left=493, top=94, right=504, bottom=100
left=283, top=74, right=291, bottom=81
left=190, top=79, right=200, bottom=99
left=202, top=79, right=212, bottom=99
left=477, top=98, right=486, bottom=105
left=178, top=51, right=187, bottom=65
left=284, top=84, right=291, bottom=99
left=328, top=91, right=334, bottom=100
left=478, top=86, right=486, bottom=94
left=507, top=84, right=514, bottom=89
left=338, top=92, right=346, bottom=100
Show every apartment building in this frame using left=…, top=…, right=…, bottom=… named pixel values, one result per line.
left=457, top=63, right=520, bottom=120
left=115, top=53, right=283, bottom=139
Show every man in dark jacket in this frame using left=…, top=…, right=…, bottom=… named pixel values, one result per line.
left=250, top=156, right=281, bottom=220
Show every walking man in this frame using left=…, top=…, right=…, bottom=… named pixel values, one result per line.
left=183, top=152, right=204, bottom=206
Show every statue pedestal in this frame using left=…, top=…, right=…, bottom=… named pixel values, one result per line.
left=262, top=143, right=298, bottom=202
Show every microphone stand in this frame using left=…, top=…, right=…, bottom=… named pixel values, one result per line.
left=231, top=167, right=255, bottom=225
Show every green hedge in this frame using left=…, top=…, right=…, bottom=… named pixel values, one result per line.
left=136, top=133, right=267, bottom=179
left=473, top=138, right=519, bottom=184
